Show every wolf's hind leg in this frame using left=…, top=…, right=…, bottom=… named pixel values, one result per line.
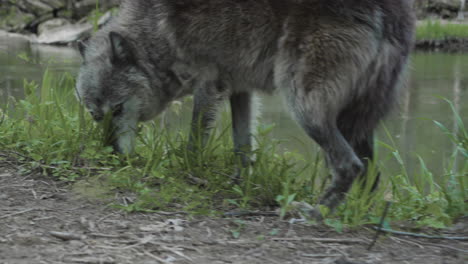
left=277, top=64, right=367, bottom=215
left=337, top=110, right=379, bottom=191
left=350, top=134, right=380, bottom=192
left=275, top=20, right=383, bottom=215
left=300, top=118, right=364, bottom=212
left=281, top=79, right=365, bottom=211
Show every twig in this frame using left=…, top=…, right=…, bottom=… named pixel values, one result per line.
left=416, top=241, right=468, bottom=254
left=161, top=245, right=193, bottom=262
left=49, top=231, right=86, bottom=241
left=32, top=216, right=57, bottom=222
left=154, top=211, right=189, bottom=216
left=302, top=254, right=342, bottom=258
left=368, top=201, right=391, bottom=250
left=87, top=233, right=118, bottom=239
left=0, top=208, right=35, bottom=219
left=143, top=251, right=171, bottom=264
left=374, top=227, right=468, bottom=241
left=390, top=236, right=425, bottom=249
left=63, top=257, right=115, bottom=264
left=224, top=211, right=279, bottom=217
left=30, top=188, right=38, bottom=199
left=272, top=237, right=366, bottom=244
left=0, top=184, right=29, bottom=190
left=96, top=213, right=116, bottom=223
left=259, top=256, right=282, bottom=264
left=89, top=233, right=131, bottom=239
left=149, top=241, right=200, bottom=253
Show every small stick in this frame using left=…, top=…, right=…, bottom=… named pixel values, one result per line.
left=96, top=213, right=116, bottom=223
left=161, top=245, right=193, bottom=262
left=368, top=201, right=391, bottom=250
left=143, top=251, right=171, bottom=264
left=374, top=228, right=468, bottom=241
left=49, top=231, right=85, bottom=241
left=302, top=254, right=342, bottom=258
left=0, top=208, right=35, bottom=219
left=417, top=241, right=468, bottom=254
left=224, top=211, right=279, bottom=217
left=64, top=257, right=115, bottom=264
left=154, top=211, right=189, bottom=216
left=89, top=233, right=131, bottom=239
left=272, top=237, right=366, bottom=244
left=390, top=236, right=425, bottom=249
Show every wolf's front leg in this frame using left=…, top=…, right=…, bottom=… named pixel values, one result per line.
left=230, top=92, right=255, bottom=181
left=188, top=81, right=226, bottom=152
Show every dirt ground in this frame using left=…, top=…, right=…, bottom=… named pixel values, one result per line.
left=0, top=158, right=467, bottom=264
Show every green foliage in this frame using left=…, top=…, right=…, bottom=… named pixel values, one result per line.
left=0, top=69, right=466, bottom=230
left=417, top=20, right=468, bottom=40
left=89, top=0, right=104, bottom=32
left=376, top=116, right=467, bottom=228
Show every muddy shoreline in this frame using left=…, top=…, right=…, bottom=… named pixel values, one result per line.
left=1, top=0, right=467, bottom=51
left=1, top=154, right=467, bottom=264
left=416, top=38, right=468, bottom=52
left=1, top=29, right=468, bottom=54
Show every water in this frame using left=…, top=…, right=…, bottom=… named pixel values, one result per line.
left=0, top=37, right=81, bottom=103
left=1, top=36, right=467, bottom=177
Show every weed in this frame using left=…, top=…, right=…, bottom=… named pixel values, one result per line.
left=417, top=20, right=468, bottom=40
left=0, top=68, right=466, bottom=229
left=89, top=0, right=103, bottom=32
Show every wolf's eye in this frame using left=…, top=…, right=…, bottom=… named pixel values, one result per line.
left=89, top=110, right=104, bottom=122
left=113, top=103, right=124, bottom=117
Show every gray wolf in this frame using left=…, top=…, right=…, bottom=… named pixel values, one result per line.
left=76, top=0, right=415, bottom=214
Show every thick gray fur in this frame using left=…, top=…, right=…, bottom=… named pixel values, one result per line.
left=76, top=0, right=415, bottom=213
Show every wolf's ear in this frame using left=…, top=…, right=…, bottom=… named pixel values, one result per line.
left=109, top=31, right=135, bottom=64
left=77, top=40, right=87, bottom=58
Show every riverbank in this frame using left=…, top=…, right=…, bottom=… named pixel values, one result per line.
left=1, top=161, right=466, bottom=264
left=2, top=21, right=468, bottom=53
left=416, top=20, right=468, bottom=52
left=416, top=37, right=468, bottom=52
left=1, top=1, right=468, bottom=51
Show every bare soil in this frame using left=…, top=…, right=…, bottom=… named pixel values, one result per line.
left=0, top=157, right=467, bottom=264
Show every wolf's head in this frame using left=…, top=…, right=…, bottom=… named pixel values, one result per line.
left=76, top=31, right=192, bottom=154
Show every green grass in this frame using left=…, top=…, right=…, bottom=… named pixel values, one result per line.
left=0, top=69, right=466, bottom=230
left=417, top=20, right=468, bottom=40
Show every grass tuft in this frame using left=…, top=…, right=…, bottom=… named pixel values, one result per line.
left=416, top=20, right=468, bottom=40
left=0, top=69, right=466, bottom=229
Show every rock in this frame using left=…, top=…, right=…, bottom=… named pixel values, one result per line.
left=11, top=0, right=67, bottom=17
left=34, top=11, right=114, bottom=45
left=0, top=0, right=66, bottom=33
left=74, top=0, right=120, bottom=19
left=415, top=0, right=467, bottom=19
left=0, top=5, right=35, bottom=32
left=0, top=29, right=37, bottom=42
left=43, top=0, right=67, bottom=9
left=35, top=22, right=93, bottom=45
left=0, top=0, right=119, bottom=33
left=37, top=18, right=70, bottom=36
left=97, top=11, right=114, bottom=27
